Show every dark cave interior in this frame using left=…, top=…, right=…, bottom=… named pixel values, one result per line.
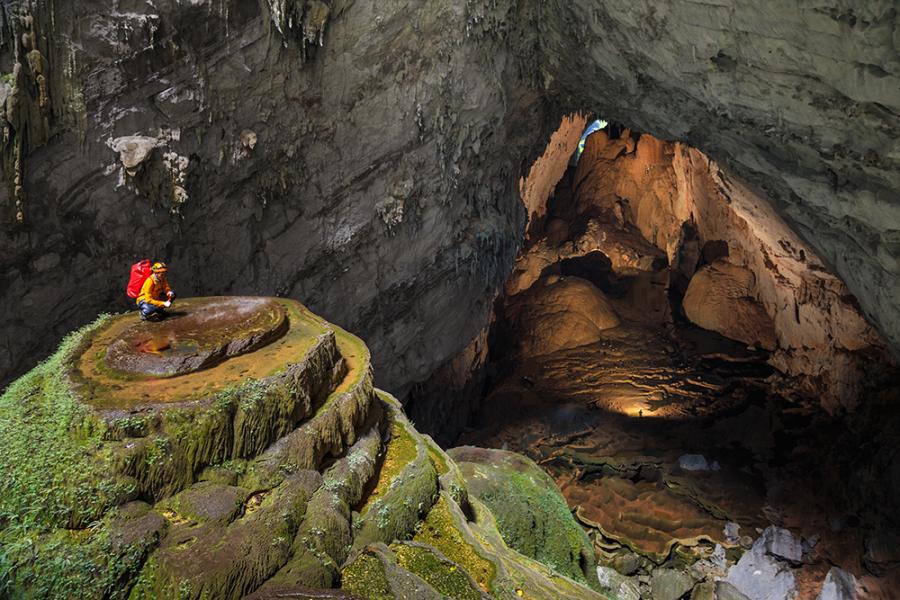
left=412, top=118, right=900, bottom=597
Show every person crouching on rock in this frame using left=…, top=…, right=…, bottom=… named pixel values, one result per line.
left=138, top=262, right=176, bottom=321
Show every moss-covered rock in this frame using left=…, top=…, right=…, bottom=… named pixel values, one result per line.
left=391, top=541, right=484, bottom=600
left=448, top=446, right=599, bottom=589
left=0, top=297, right=604, bottom=599
left=342, top=543, right=446, bottom=600
left=352, top=392, right=440, bottom=552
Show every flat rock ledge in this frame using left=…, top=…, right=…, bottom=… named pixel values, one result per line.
left=104, top=297, right=289, bottom=377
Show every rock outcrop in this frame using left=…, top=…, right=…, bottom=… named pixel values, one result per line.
left=504, top=276, right=620, bottom=358
left=682, top=261, right=777, bottom=351
left=0, top=298, right=602, bottom=599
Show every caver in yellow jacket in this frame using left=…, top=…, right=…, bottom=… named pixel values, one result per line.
left=136, top=274, right=172, bottom=308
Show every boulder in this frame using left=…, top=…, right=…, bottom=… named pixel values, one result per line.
left=716, top=581, right=752, bottom=600
left=650, top=567, right=695, bottom=600
left=511, top=276, right=620, bottom=357
left=724, top=532, right=798, bottom=600
left=761, top=527, right=803, bottom=565
left=448, top=446, right=598, bottom=588
left=683, top=261, right=777, bottom=351
left=679, top=454, right=713, bottom=471
left=596, top=565, right=640, bottom=600
left=815, top=567, right=857, bottom=600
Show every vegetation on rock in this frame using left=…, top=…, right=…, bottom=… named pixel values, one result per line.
left=0, top=298, right=602, bottom=599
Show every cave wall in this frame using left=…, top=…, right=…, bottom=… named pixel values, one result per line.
left=541, top=0, right=900, bottom=356
left=0, top=0, right=548, bottom=390
left=673, top=146, right=883, bottom=407
left=518, top=112, right=586, bottom=238
left=567, top=129, right=885, bottom=409
left=2, top=0, right=899, bottom=406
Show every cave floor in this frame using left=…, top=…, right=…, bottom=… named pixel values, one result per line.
left=460, top=314, right=900, bottom=598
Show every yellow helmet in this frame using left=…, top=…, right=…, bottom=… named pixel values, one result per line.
left=151, top=262, right=168, bottom=273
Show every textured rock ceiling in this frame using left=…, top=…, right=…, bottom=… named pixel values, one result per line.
left=0, top=0, right=897, bottom=390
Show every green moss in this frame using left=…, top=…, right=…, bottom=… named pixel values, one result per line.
left=360, top=420, right=418, bottom=515
left=352, top=400, right=439, bottom=552
left=413, top=497, right=495, bottom=593
left=392, top=543, right=481, bottom=600
left=1, top=508, right=157, bottom=599
left=108, top=415, right=151, bottom=439
left=0, top=315, right=131, bottom=534
left=425, top=440, right=450, bottom=476
left=449, top=448, right=598, bottom=589
left=341, top=553, right=393, bottom=600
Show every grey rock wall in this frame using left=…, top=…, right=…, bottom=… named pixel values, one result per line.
left=2, top=0, right=899, bottom=396
left=0, top=0, right=545, bottom=389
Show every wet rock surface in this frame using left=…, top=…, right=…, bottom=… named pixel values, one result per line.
left=104, top=297, right=288, bottom=376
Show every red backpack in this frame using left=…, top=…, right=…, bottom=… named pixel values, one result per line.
left=126, top=259, right=152, bottom=299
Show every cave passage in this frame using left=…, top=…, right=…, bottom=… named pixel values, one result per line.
left=455, top=119, right=900, bottom=598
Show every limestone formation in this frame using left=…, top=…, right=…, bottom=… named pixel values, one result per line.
left=103, top=297, right=289, bottom=376
left=682, top=261, right=777, bottom=351
left=0, top=298, right=602, bottom=599
left=504, top=276, right=620, bottom=358
left=448, top=446, right=599, bottom=589
left=110, top=136, right=158, bottom=174
left=2, top=1, right=897, bottom=409
left=516, top=126, right=891, bottom=410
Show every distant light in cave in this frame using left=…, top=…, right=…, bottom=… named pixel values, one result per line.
left=617, top=399, right=662, bottom=418
left=573, top=119, right=608, bottom=163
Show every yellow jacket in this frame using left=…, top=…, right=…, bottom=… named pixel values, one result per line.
left=136, top=275, right=172, bottom=307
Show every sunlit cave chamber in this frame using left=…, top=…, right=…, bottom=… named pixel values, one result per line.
left=409, top=115, right=900, bottom=596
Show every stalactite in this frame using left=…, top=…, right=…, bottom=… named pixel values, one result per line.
left=0, top=0, right=52, bottom=223
left=265, top=0, right=331, bottom=62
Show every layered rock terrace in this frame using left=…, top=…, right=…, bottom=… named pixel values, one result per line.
left=0, top=298, right=603, bottom=599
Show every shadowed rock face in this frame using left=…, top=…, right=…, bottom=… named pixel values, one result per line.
left=0, top=0, right=537, bottom=391
left=104, top=297, right=288, bottom=376
left=0, top=1, right=897, bottom=397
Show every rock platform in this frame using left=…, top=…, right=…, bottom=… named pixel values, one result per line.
left=0, top=297, right=603, bottom=599
left=103, top=297, right=289, bottom=377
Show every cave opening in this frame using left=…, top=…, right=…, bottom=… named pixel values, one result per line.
left=415, top=115, right=900, bottom=595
